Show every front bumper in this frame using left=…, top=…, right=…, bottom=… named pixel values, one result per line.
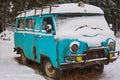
left=60, top=48, right=119, bottom=69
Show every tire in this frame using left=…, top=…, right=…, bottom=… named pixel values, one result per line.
left=94, top=64, right=104, bottom=72
left=20, top=51, right=27, bottom=65
left=43, top=60, right=56, bottom=78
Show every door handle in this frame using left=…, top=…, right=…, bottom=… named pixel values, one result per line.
left=38, top=35, right=43, bottom=39
left=23, top=33, right=26, bottom=36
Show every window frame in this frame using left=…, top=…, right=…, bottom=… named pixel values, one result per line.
left=25, top=17, right=35, bottom=31
left=16, top=18, right=25, bottom=31
left=41, top=15, right=55, bottom=34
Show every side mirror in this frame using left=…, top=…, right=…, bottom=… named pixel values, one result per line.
left=52, top=31, right=56, bottom=35
left=109, top=24, right=113, bottom=29
left=46, top=24, right=52, bottom=33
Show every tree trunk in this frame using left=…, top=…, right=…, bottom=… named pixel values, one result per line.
left=2, top=16, right=5, bottom=31
left=0, top=21, right=2, bottom=32
left=24, top=0, right=30, bottom=10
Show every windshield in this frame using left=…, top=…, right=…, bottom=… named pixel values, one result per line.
left=56, top=15, right=114, bottom=47
left=56, top=15, right=112, bottom=39
left=57, top=15, right=110, bottom=31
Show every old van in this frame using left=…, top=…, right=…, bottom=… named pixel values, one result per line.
left=14, top=3, right=119, bottom=78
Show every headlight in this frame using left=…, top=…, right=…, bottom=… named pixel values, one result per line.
left=70, top=41, right=79, bottom=53
left=108, top=39, right=115, bottom=51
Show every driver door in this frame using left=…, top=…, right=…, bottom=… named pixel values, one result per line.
left=37, top=15, right=58, bottom=67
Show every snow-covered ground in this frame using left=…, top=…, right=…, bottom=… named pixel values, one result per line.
left=0, top=31, right=45, bottom=80
left=0, top=30, right=120, bottom=80
left=102, top=37, right=120, bottom=80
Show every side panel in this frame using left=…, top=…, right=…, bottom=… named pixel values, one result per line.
left=38, top=35, right=57, bottom=68
left=24, top=32, right=35, bottom=60
left=14, top=31, right=24, bottom=50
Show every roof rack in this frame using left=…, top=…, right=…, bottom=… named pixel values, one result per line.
left=17, top=5, right=59, bottom=17
left=18, top=10, right=30, bottom=18
left=33, top=5, right=59, bottom=16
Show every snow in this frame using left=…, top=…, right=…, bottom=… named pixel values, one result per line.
left=26, top=9, right=36, bottom=17
left=0, top=31, right=46, bottom=80
left=17, top=3, right=103, bottom=18
left=116, top=37, right=120, bottom=51
left=52, top=3, right=103, bottom=14
left=56, top=15, right=115, bottom=47
left=0, top=30, right=14, bottom=41
left=102, top=36, right=120, bottom=80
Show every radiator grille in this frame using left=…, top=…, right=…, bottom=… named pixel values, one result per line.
left=83, top=49, right=106, bottom=60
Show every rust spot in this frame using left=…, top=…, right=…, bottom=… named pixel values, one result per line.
left=33, top=46, right=37, bottom=60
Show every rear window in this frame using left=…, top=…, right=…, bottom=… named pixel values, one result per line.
left=26, top=19, right=35, bottom=30
left=17, top=20, right=24, bottom=30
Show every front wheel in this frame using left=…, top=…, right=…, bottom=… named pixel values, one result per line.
left=43, top=60, right=56, bottom=78
left=95, top=64, right=104, bottom=72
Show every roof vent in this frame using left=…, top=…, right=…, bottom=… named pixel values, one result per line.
left=78, top=2, right=84, bottom=7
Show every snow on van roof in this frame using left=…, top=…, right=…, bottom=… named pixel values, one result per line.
left=17, top=3, right=104, bottom=18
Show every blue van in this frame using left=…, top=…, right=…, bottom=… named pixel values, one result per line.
left=14, top=3, right=119, bottom=78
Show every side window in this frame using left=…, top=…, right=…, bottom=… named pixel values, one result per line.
left=26, top=18, right=35, bottom=30
left=17, top=20, right=24, bottom=30
left=42, top=17, right=54, bottom=33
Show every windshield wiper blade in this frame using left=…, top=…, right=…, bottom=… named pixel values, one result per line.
left=75, top=25, right=103, bottom=31
left=91, top=27, right=103, bottom=31
left=75, top=25, right=88, bottom=31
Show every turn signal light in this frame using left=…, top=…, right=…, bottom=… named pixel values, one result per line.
left=69, top=56, right=74, bottom=61
left=110, top=53, right=114, bottom=58
left=76, top=56, right=82, bottom=62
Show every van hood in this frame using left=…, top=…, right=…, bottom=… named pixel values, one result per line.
left=56, top=30, right=115, bottom=47
left=55, top=27, right=115, bottom=47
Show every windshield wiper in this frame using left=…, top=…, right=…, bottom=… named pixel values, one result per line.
left=91, top=27, right=103, bottom=31
left=75, top=25, right=88, bottom=31
left=75, top=25, right=103, bottom=31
